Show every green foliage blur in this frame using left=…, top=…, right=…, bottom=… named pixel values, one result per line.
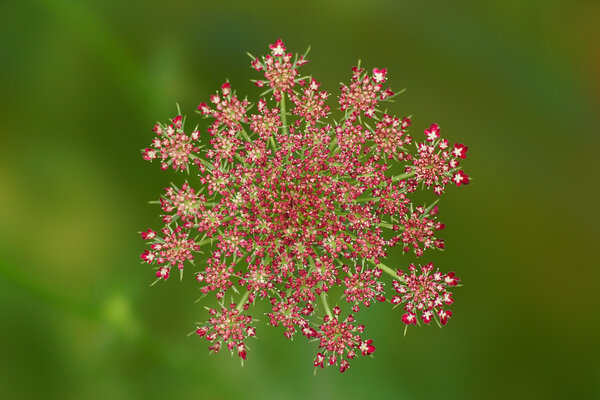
left=1, top=0, right=598, bottom=399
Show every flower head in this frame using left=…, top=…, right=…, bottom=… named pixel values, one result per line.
left=140, top=40, right=471, bottom=371
left=314, top=314, right=375, bottom=373
left=392, top=263, right=459, bottom=326
left=143, top=117, right=200, bottom=171
left=407, top=124, right=470, bottom=195
left=196, top=304, right=256, bottom=360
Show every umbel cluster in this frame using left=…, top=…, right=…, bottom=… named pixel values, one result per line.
left=140, top=39, right=469, bottom=373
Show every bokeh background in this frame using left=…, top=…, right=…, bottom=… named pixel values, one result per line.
left=1, top=0, right=598, bottom=399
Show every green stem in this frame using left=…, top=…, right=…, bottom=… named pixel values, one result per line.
left=376, top=262, right=406, bottom=283
left=240, top=127, right=252, bottom=142
left=236, top=290, right=251, bottom=312
left=320, top=291, right=333, bottom=319
left=197, top=157, right=214, bottom=171
left=355, top=196, right=378, bottom=202
left=197, top=237, right=214, bottom=246
left=280, top=95, right=288, bottom=136
left=392, top=171, right=415, bottom=182
left=308, top=256, right=333, bottom=319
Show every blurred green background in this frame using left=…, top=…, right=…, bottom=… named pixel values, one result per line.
left=1, top=0, right=598, bottom=399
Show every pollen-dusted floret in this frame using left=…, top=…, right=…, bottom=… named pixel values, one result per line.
left=342, top=264, right=386, bottom=307
left=197, top=256, right=236, bottom=299
left=268, top=296, right=315, bottom=340
left=339, top=66, right=385, bottom=121
left=314, top=314, right=375, bottom=373
left=143, top=116, right=200, bottom=171
left=140, top=40, right=470, bottom=372
left=251, top=39, right=302, bottom=101
left=206, top=133, right=241, bottom=163
left=407, top=124, right=470, bottom=195
left=160, top=182, right=206, bottom=227
left=140, top=225, right=199, bottom=274
left=290, top=78, right=330, bottom=125
left=373, top=114, right=412, bottom=159
left=196, top=304, right=255, bottom=360
left=392, top=262, right=459, bottom=326
left=399, top=205, right=445, bottom=257
left=250, top=100, right=282, bottom=141
left=334, top=123, right=367, bottom=154
left=239, top=262, right=278, bottom=298
left=198, top=82, right=250, bottom=134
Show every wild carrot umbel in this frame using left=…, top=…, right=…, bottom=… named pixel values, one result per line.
left=140, top=39, right=470, bottom=373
